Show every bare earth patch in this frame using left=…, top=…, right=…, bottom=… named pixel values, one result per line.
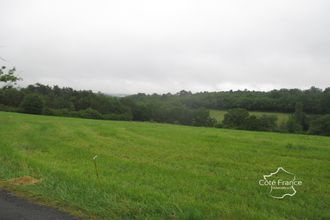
left=7, top=176, right=41, bottom=186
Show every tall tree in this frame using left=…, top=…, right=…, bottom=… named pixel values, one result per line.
left=294, top=102, right=308, bottom=131
left=0, top=66, right=20, bottom=85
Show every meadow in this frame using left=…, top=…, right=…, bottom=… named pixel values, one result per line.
left=0, top=111, right=329, bottom=219
left=210, top=109, right=290, bottom=125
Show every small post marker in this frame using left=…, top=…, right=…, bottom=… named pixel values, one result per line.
left=93, top=155, right=99, bottom=179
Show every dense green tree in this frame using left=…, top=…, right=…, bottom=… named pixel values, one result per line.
left=321, top=88, right=330, bottom=113
left=286, top=115, right=302, bottom=133
left=20, top=94, right=44, bottom=114
left=79, top=108, right=103, bottom=119
left=1, top=83, right=330, bottom=136
left=0, top=66, right=20, bottom=85
left=223, top=108, right=249, bottom=129
left=128, top=86, right=330, bottom=114
left=223, top=110, right=278, bottom=131
left=192, top=108, right=216, bottom=127
left=132, top=103, right=152, bottom=121
left=308, top=115, right=330, bottom=136
left=244, top=115, right=259, bottom=130
left=294, top=102, right=308, bottom=130
left=258, top=115, right=277, bottom=131
left=291, top=102, right=310, bottom=132
left=0, top=87, right=24, bottom=107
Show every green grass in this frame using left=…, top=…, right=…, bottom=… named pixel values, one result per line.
left=0, top=111, right=329, bottom=219
left=210, top=109, right=290, bottom=125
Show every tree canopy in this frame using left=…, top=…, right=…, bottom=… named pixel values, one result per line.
left=0, top=83, right=329, bottom=136
left=0, top=66, right=20, bottom=85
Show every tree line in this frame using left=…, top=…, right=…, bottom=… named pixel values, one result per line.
left=0, top=67, right=329, bottom=136
left=0, top=83, right=215, bottom=127
left=219, top=104, right=330, bottom=136
left=129, top=88, right=330, bottom=114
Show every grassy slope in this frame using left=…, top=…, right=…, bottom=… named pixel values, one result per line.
left=0, top=111, right=329, bottom=219
left=210, top=109, right=290, bottom=125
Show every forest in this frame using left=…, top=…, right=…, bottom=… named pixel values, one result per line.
left=0, top=67, right=329, bottom=136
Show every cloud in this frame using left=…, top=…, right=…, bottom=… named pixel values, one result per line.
left=0, top=0, right=329, bottom=93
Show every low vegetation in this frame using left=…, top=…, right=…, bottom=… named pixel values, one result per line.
left=0, top=112, right=329, bottom=219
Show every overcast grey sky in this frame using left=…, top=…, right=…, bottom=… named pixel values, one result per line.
left=0, top=0, right=329, bottom=94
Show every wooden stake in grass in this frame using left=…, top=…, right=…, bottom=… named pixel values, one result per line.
left=93, top=155, right=99, bottom=179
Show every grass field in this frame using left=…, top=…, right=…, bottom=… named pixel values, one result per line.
left=0, top=111, right=329, bottom=219
left=210, top=109, right=290, bottom=125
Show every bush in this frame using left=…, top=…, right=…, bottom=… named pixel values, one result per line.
left=103, top=113, right=133, bottom=121
left=215, top=122, right=223, bottom=128
left=0, top=104, right=19, bottom=112
left=223, top=108, right=249, bottom=129
left=0, top=88, right=24, bottom=107
left=20, top=94, right=44, bottom=114
left=222, top=109, right=278, bottom=131
left=132, top=104, right=152, bottom=121
left=286, top=115, right=302, bottom=133
left=308, top=115, right=330, bottom=136
left=192, top=108, right=216, bottom=127
left=43, top=108, right=80, bottom=118
left=79, top=108, right=103, bottom=119
left=244, top=115, right=259, bottom=130
left=258, top=115, right=277, bottom=131
left=42, top=107, right=55, bottom=115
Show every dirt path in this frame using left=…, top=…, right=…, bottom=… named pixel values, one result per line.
left=0, top=189, right=78, bottom=220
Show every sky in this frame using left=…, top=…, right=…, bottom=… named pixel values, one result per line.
left=0, top=0, right=329, bottom=94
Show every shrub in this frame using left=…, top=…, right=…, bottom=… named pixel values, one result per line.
left=258, top=115, right=278, bottom=131
left=79, top=108, right=103, bottom=119
left=308, top=115, right=330, bottom=136
left=43, top=108, right=80, bottom=118
left=103, top=113, right=133, bottom=121
left=42, top=107, right=55, bottom=115
left=223, top=108, right=249, bottom=129
left=244, top=115, right=259, bottom=130
left=286, top=115, right=302, bottom=133
left=20, top=94, right=44, bottom=114
left=192, top=108, right=216, bottom=127
left=0, top=104, right=19, bottom=112
left=215, top=122, right=223, bottom=128
left=222, top=109, right=278, bottom=131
